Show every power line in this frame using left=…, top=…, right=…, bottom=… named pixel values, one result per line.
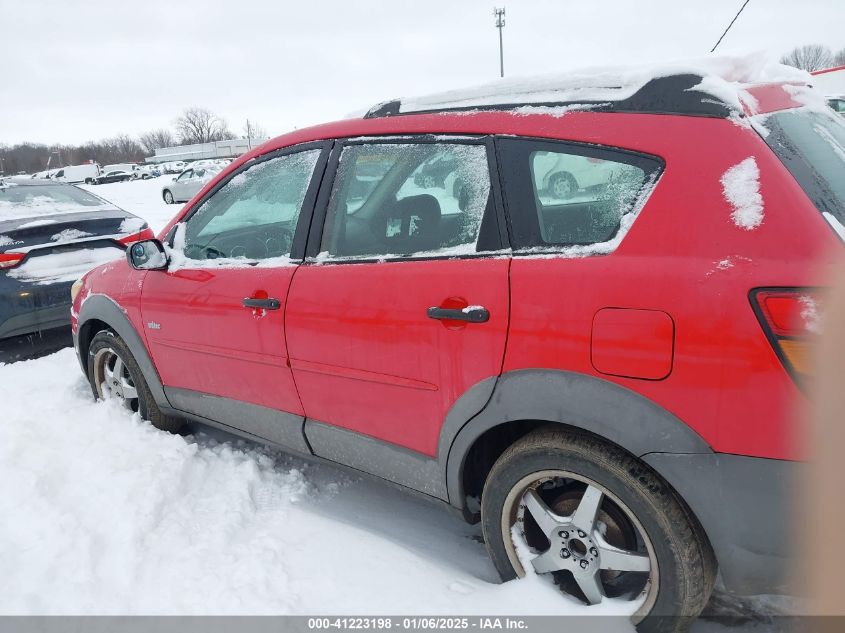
left=494, top=7, right=506, bottom=78
left=710, top=0, right=752, bottom=53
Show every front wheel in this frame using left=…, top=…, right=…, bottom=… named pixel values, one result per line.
left=162, top=190, right=174, bottom=204
left=481, top=427, right=715, bottom=632
left=87, top=330, right=184, bottom=434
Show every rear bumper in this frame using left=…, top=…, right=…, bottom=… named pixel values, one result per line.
left=643, top=452, right=797, bottom=595
left=0, top=280, right=73, bottom=339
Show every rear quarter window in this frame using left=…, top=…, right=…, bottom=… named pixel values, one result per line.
left=497, top=138, right=663, bottom=254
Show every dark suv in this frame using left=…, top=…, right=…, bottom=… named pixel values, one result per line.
left=71, top=71, right=844, bottom=630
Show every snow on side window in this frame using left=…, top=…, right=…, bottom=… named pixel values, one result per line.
left=721, top=157, right=764, bottom=230
left=320, top=143, right=491, bottom=260
left=173, top=150, right=321, bottom=266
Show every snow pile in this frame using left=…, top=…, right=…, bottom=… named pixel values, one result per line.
left=398, top=53, right=809, bottom=114
left=720, top=157, right=764, bottom=230
left=51, top=228, right=93, bottom=242
left=0, top=349, right=638, bottom=622
left=118, top=217, right=147, bottom=234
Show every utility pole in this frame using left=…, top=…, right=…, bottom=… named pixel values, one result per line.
left=493, top=7, right=505, bottom=78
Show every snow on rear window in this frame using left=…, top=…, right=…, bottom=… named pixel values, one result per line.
left=0, top=187, right=109, bottom=222
left=721, top=157, right=764, bottom=230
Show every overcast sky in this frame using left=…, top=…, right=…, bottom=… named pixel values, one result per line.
left=2, top=0, right=843, bottom=145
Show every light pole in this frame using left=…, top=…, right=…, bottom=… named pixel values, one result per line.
left=494, top=7, right=506, bottom=78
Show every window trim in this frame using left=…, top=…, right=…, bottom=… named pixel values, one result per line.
left=495, top=136, right=664, bottom=254
left=169, top=141, right=332, bottom=261
left=303, top=135, right=508, bottom=265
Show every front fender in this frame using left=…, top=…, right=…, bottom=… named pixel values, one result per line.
left=75, top=293, right=169, bottom=408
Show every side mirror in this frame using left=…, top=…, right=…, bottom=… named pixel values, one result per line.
left=126, top=239, right=168, bottom=271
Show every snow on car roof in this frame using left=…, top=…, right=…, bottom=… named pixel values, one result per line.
left=366, top=54, right=811, bottom=118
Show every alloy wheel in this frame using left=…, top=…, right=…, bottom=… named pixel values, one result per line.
left=501, top=470, right=657, bottom=619
left=92, top=346, right=140, bottom=413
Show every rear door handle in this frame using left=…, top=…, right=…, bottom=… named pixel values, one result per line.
left=243, top=297, right=281, bottom=310
left=427, top=305, right=490, bottom=323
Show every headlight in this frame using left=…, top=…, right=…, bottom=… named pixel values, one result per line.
left=71, top=278, right=84, bottom=302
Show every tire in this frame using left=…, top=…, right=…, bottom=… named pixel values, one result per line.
left=163, top=190, right=174, bottom=204
left=481, top=427, right=715, bottom=633
left=548, top=171, right=577, bottom=199
left=87, top=330, right=184, bottom=434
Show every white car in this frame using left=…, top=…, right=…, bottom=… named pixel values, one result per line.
left=161, top=161, right=186, bottom=174
left=132, top=164, right=163, bottom=180
left=532, top=151, right=638, bottom=201
left=51, top=164, right=100, bottom=184
left=161, top=166, right=221, bottom=204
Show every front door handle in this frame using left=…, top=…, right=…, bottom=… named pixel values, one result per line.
left=427, top=305, right=490, bottom=323
left=243, top=297, right=281, bottom=310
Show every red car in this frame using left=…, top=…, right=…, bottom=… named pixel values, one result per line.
left=71, top=71, right=844, bottom=629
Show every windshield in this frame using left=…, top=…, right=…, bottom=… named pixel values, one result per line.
left=757, top=107, right=845, bottom=226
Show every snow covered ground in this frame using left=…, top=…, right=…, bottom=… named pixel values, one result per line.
left=0, top=349, right=634, bottom=622
left=0, top=176, right=778, bottom=627
left=80, top=176, right=176, bottom=233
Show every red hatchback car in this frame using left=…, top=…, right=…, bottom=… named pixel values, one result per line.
left=71, top=70, right=844, bottom=629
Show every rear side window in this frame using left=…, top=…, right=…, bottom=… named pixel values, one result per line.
left=319, top=142, right=495, bottom=259
left=498, top=138, right=663, bottom=252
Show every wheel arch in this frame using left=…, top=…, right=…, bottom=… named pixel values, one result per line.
left=76, top=294, right=169, bottom=408
left=443, top=369, right=713, bottom=516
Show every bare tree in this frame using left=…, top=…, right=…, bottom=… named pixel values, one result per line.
left=780, top=44, right=834, bottom=72
left=834, top=48, right=845, bottom=67
left=139, top=128, right=175, bottom=154
left=243, top=119, right=268, bottom=141
left=175, top=107, right=234, bottom=144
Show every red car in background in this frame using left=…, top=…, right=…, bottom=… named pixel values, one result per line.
left=70, top=70, right=844, bottom=630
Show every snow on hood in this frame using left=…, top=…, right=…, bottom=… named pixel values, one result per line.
left=397, top=53, right=810, bottom=114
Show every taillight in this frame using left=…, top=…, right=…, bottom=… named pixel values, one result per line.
left=117, top=227, right=155, bottom=246
left=751, top=288, right=822, bottom=379
left=0, top=252, right=25, bottom=269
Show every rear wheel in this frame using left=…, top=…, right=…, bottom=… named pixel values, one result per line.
left=163, top=190, right=174, bottom=204
left=87, top=330, right=184, bottom=433
left=481, top=427, right=715, bottom=632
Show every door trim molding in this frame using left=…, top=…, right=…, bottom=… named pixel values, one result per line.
left=304, top=419, right=446, bottom=499
left=165, top=386, right=310, bottom=455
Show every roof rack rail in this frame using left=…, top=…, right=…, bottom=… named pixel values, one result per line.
left=364, top=74, right=735, bottom=119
